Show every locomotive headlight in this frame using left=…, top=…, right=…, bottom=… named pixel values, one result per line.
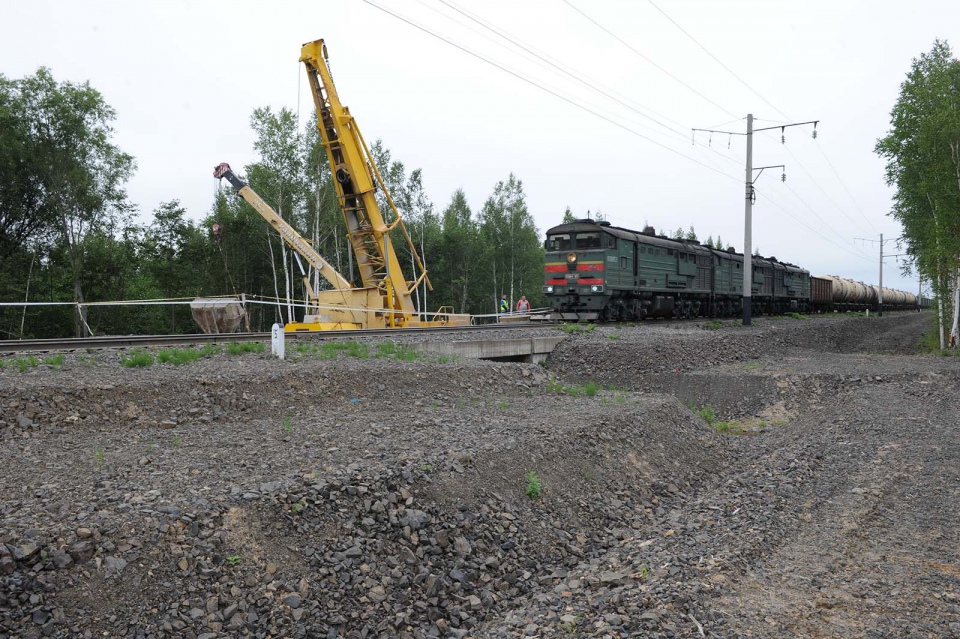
left=591, top=285, right=600, bottom=292
left=544, top=285, right=554, bottom=294
left=567, top=252, right=577, bottom=263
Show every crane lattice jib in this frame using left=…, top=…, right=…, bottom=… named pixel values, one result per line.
left=300, top=39, right=430, bottom=319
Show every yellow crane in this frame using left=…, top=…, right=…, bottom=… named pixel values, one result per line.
left=215, top=39, right=468, bottom=331
left=300, top=39, right=467, bottom=329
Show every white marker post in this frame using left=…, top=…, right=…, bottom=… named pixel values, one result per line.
left=271, top=323, right=285, bottom=360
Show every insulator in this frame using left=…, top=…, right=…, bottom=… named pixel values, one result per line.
left=781, top=172, right=786, bottom=182
left=728, top=134, right=732, bottom=150
left=812, top=121, right=818, bottom=139
left=781, top=127, right=785, bottom=144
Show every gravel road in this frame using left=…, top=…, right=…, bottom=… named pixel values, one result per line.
left=1, top=312, right=956, bottom=638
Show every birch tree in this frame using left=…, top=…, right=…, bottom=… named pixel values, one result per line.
left=875, top=40, right=960, bottom=348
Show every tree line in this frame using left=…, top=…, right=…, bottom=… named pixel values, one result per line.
left=0, top=68, right=545, bottom=338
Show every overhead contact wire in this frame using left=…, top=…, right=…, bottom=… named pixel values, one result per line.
left=364, top=0, right=741, bottom=182
left=646, top=1, right=883, bottom=237
left=647, top=0, right=791, bottom=122
left=561, top=0, right=741, bottom=120
left=435, top=0, right=743, bottom=169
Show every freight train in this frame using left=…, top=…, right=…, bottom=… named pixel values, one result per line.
left=542, top=219, right=924, bottom=321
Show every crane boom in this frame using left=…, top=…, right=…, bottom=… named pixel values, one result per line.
left=214, top=163, right=352, bottom=291
left=214, top=162, right=381, bottom=330
left=300, top=39, right=431, bottom=325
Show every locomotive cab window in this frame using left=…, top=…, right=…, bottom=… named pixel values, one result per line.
left=605, top=235, right=617, bottom=249
left=575, top=232, right=601, bottom=249
left=547, top=234, right=571, bottom=251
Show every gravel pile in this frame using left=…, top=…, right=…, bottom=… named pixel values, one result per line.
left=1, top=312, right=958, bottom=638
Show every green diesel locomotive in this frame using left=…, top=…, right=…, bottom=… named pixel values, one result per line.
left=542, top=219, right=810, bottom=321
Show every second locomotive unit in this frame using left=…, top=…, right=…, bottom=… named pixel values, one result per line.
left=542, top=219, right=810, bottom=321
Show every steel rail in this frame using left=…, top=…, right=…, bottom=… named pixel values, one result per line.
left=0, top=322, right=551, bottom=353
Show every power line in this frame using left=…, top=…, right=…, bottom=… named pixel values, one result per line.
left=776, top=181, right=876, bottom=260
left=645, top=1, right=882, bottom=237
left=364, top=0, right=742, bottom=182
left=431, top=0, right=741, bottom=172
left=757, top=191, right=876, bottom=264
left=438, top=0, right=688, bottom=140
left=647, top=0, right=790, bottom=121
left=561, top=0, right=740, bottom=120
left=776, top=140, right=877, bottom=237
left=815, top=140, right=880, bottom=234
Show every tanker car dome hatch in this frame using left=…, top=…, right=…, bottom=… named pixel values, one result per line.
left=642, top=226, right=656, bottom=235
left=575, top=218, right=596, bottom=224
left=726, top=247, right=737, bottom=253
left=597, top=220, right=611, bottom=226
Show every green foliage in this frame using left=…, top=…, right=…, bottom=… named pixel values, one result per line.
left=478, top=174, right=544, bottom=312
left=282, top=412, right=293, bottom=434
left=525, top=471, right=543, bottom=500
left=321, top=341, right=368, bottom=359
left=703, top=320, right=724, bottom=330
left=696, top=404, right=717, bottom=425
left=227, top=342, right=265, bottom=355
left=171, top=436, right=182, bottom=448
left=120, top=349, right=154, bottom=368
left=788, top=312, right=808, bottom=320
left=42, top=354, right=64, bottom=370
left=15, top=356, right=38, bottom=372
left=375, top=341, right=419, bottom=361
left=291, top=499, right=306, bottom=514
left=691, top=402, right=743, bottom=433
left=584, top=380, right=598, bottom=397
left=712, top=420, right=744, bottom=434
left=94, top=446, right=105, bottom=464
left=608, top=332, right=620, bottom=340
left=226, top=555, right=242, bottom=566
left=875, top=40, right=960, bottom=312
left=559, top=323, right=596, bottom=334
left=157, top=345, right=219, bottom=366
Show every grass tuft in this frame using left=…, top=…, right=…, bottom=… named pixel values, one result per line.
left=121, top=349, right=154, bottom=368
left=42, top=354, right=65, bottom=370
left=227, top=342, right=265, bottom=355
left=157, top=345, right=219, bottom=366
left=525, top=471, right=543, bottom=500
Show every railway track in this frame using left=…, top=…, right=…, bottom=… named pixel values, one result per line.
left=0, top=322, right=551, bottom=354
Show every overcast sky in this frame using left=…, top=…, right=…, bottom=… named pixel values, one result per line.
left=4, top=0, right=958, bottom=294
